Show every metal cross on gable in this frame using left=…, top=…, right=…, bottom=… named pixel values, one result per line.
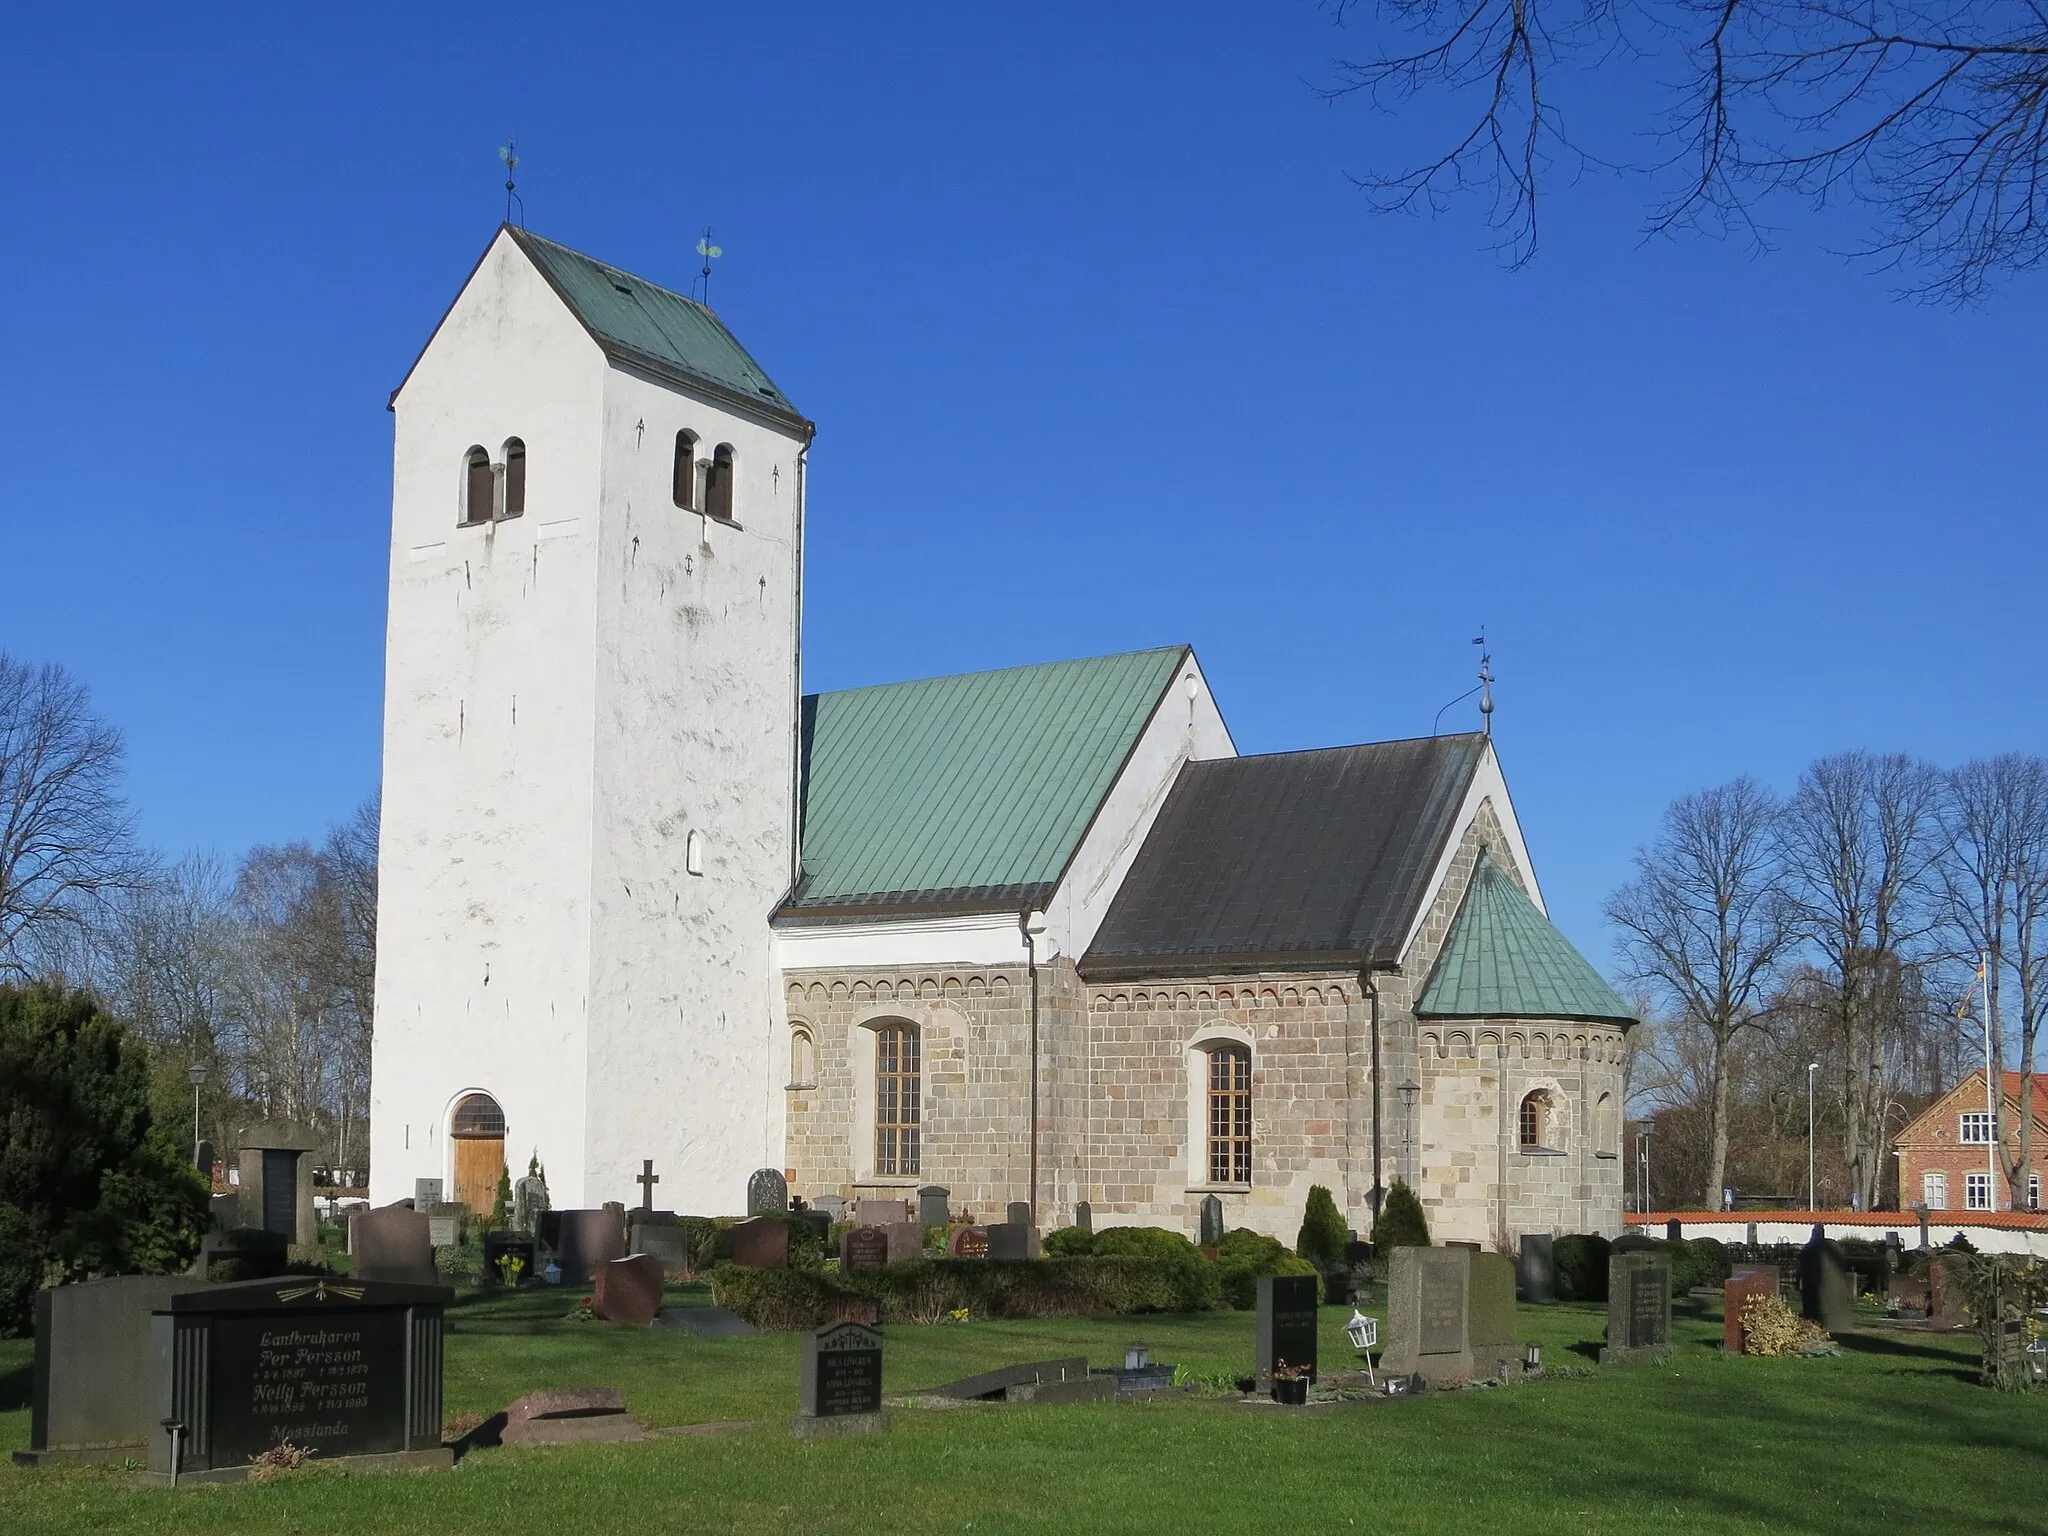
left=637, top=1158, right=660, bottom=1212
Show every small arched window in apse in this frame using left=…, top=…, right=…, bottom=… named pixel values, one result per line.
left=706, top=443, right=735, bottom=520
left=463, top=446, right=493, bottom=525
left=501, top=438, right=525, bottom=517
left=672, top=430, right=699, bottom=509
left=1595, top=1092, right=1616, bottom=1153
left=789, top=1026, right=815, bottom=1090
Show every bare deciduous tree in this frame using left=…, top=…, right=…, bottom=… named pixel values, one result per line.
left=0, top=656, right=144, bottom=977
left=1608, top=777, right=1796, bottom=1205
left=1323, top=0, right=2048, bottom=298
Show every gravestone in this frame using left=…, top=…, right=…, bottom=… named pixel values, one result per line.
left=593, top=1254, right=665, bottom=1325
left=1602, top=1251, right=1673, bottom=1364
left=1007, top=1201, right=1032, bottom=1226
left=426, top=1201, right=466, bottom=1249
left=946, top=1225, right=990, bottom=1259
left=499, top=1386, right=646, bottom=1446
left=1517, top=1233, right=1555, bottom=1303
left=482, top=1231, right=536, bottom=1285
left=918, top=1186, right=951, bottom=1229
left=511, top=1174, right=549, bottom=1235
left=985, top=1222, right=1036, bottom=1261
left=854, top=1197, right=910, bottom=1227
left=842, top=1227, right=890, bottom=1271
left=13, top=1275, right=205, bottom=1467
left=630, top=1216, right=694, bottom=1278
left=1381, top=1245, right=1478, bottom=1383
left=1724, top=1265, right=1782, bottom=1353
left=555, top=1208, right=628, bottom=1286
left=883, top=1221, right=925, bottom=1264
left=349, top=1204, right=437, bottom=1287
left=194, top=1137, right=215, bottom=1174
left=748, top=1168, right=789, bottom=1215
left=1468, top=1253, right=1520, bottom=1378
left=1798, top=1235, right=1853, bottom=1333
left=1255, top=1273, right=1320, bottom=1389
left=793, top=1321, right=887, bottom=1437
left=1199, top=1194, right=1225, bottom=1248
left=730, top=1216, right=791, bottom=1269
left=414, top=1178, right=444, bottom=1207
left=146, top=1277, right=453, bottom=1482
left=812, top=1194, right=847, bottom=1221
left=1666, top=1220, right=1683, bottom=1241
left=926, top=1357, right=1094, bottom=1402
left=237, top=1121, right=319, bottom=1249
left=1074, top=1200, right=1093, bottom=1232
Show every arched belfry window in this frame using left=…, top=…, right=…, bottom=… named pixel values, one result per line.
left=1519, top=1090, right=1555, bottom=1150
left=789, top=1025, right=816, bottom=1090
left=874, top=1024, right=921, bottom=1176
left=706, top=443, right=735, bottom=521
left=501, top=438, right=526, bottom=518
left=1207, top=1044, right=1252, bottom=1184
left=672, top=430, right=699, bottom=509
left=463, top=446, right=493, bottom=525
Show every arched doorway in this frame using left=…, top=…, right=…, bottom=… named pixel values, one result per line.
left=449, top=1093, right=506, bottom=1216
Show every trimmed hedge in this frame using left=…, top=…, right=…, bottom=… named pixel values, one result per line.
left=1042, top=1225, right=1094, bottom=1257
left=1089, top=1226, right=1221, bottom=1311
left=1553, top=1234, right=1611, bottom=1302
left=710, top=1255, right=1209, bottom=1329
left=1214, top=1228, right=1321, bottom=1309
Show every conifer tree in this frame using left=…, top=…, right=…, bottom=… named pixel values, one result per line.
left=1295, top=1183, right=1348, bottom=1271
left=1371, top=1179, right=1431, bottom=1250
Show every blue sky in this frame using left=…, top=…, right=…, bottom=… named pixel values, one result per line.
left=3, top=5, right=2043, bottom=962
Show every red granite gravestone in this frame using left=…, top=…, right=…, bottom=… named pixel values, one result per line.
left=853, top=1197, right=911, bottom=1227
left=1723, top=1266, right=1781, bottom=1353
left=593, top=1254, right=665, bottom=1325
left=947, top=1226, right=990, bottom=1259
left=349, top=1204, right=437, bottom=1287
left=842, top=1226, right=889, bottom=1271
left=1929, top=1254, right=1970, bottom=1325
left=730, top=1217, right=791, bottom=1269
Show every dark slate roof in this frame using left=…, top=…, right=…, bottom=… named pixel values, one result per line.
left=780, top=648, right=1189, bottom=917
left=1416, top=856, right=1635, bottom=1023
left=1081, top=734, right=1487, bottom=978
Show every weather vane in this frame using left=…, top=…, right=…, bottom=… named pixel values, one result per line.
left=696, top=227, right=722, bottom=304
left=499, top=139, right=524, bottom=227
left=1431, top=628, right=1496, bottom=737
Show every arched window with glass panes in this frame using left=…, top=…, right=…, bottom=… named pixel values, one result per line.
left=875, top=1024, right=920, bottom=1176
left=1206, top=1044, right=1251, bottom=1184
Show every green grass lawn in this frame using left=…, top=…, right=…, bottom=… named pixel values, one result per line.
left=3, top=1286, right=2043, bottom=1534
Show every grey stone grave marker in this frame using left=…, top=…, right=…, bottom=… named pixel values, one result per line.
left=1381, top=1246, right=1478, bottom=1383
left=555, top=1208, right=628, bottom=1286
left=1007, top=1201, right=1032, bottom=1226
left=13, top=1275, right=205, bottom=1467
left=1199, top=1194, right=1224, bottom=1247
left=1468, top=1252, right=1521, bottom=1378
left=350, top=1204, right=437, bottom=1287
left=747, top=1167, right=788, bottom=1215
left=414, top=1178, right=444, bottom=1207
left=883, top=1221, right=924, bottom=1264
left=512, top=1174, right=549, bottom=1235
left=1799, top=1232, right=1853, bottom=1333
left=1518, top=1233, right=1555, bottom=1303
left=426, top=1201, right=466, bottom=1249
left=793, top=1321, right=887, bottom=1437
left=918, top=1186, right=950, bottom=1228
left=986, top=1222, right=1035, bottom=1261
left=1074, top=1200, right=1093, bottom=1232
left=1255, top=1273, right=1319, bottom=1389
left=146, top=1277, right=453, bottom=1483
left=1601, top=1250, right=1673, bottom=1364
left=853, top=1197, right=910, bottom=1227
left=630, top=1215, right=694, bottom=1277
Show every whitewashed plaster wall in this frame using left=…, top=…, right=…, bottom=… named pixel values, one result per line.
left=371, top=230, right=607, bottom=1206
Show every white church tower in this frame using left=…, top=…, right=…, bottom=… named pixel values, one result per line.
left=369, top=227, right=813, bottom=1214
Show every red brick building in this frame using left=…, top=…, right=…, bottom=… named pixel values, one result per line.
left=1896, top=1069, right=2048, bottom=1214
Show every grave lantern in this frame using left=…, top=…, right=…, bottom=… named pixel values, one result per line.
left=1524, top=1342, right=1542, bottom=1372
left=1344, top=1310, right=1376, bottom=1352
left=1124, top=1342, right=1149, bottom=1370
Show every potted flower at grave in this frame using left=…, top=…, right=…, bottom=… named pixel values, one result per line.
left=1270, top=1359, right=1310, bottom=1406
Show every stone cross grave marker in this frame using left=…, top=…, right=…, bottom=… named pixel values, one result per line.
left=1517, top=1233, right=1555, bottom=1303
left=946, top=1226, right=989, bottom=1259
left=918, top=1186, right=950, bottom=1228
left=730, top=1216, right=791, bottom=1269
left=350, top=1205, right=437, bottom=1287
left=1799, top=1234, right=1852, bottom=1334
left=1256, top=1273, right=1319, bottom=1389
left=146, top=1277, right=452, bottom=1482
left=1199, top=1194, right=1224, bottom=1248
left=842, top=1227, right=889, bottom=1271
left=636, top=1159, right=660, bottom=1212
left=1724, top=1265, right=1781, bottom=1353
left=793, top=1321, right=887, bottom=1437
left=1601, top=1250, right=1673, bottom=1364
left=1381, top=1246, right=1477, bottom=1384
left=747, top=1168, right=789, bottom=1216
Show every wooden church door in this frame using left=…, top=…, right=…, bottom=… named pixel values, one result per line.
left=449, top=1093, right=506, bottom=1216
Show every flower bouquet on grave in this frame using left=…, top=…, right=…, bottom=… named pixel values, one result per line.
left=1270, top=1360, right=1311, bottom=1405
left=565, top=1295, right=596, bottom=1322
left=497, top=1253, right=527, bottom=1286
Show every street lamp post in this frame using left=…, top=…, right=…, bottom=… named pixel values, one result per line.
left=1806, top=1062, right=1820, bottom=1212
left=1397, top=1079, right=1421, bottom=1186
left=188, top=1063, right=208, bottom=1169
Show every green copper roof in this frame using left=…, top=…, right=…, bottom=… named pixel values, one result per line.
left=786, top=647, right=1191, bottom=912
left=1417, top=856, right=1636, bottom=1023
left=507, top=227, right=808, bottom=429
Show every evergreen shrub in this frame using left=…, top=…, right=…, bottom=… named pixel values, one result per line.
left=1214, top=1228, right=1321, bottom=1309
left=1296, top=1184, right=1348, bottom=1272
left=1042, top=1225, right=1095, bottom=1257
left=1553, top=1234, right=1612, bottom=1302
left=1091, top=1226, right=1221, bottom=1310
left=1371, top=1180, right=1431, bottom=1251
left=710, top=1255, right=1206, bottom=1330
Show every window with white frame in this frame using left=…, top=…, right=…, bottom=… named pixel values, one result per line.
left=1966, top=1171, right=1992, bottom=1210
left=1923, top=1171, right=1948, bottom=1210
left=2031, top=1173, right=2041, bottom=1212
left=1960, top=1111, right=1994, bottom=1144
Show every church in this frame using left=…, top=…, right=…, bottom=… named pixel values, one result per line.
left=367, top=226, right=1635, bottom=1249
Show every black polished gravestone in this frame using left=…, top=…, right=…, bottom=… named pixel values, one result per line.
left=792, top=1321, right=888, bottom=1438
left=1255, top=1273, right=1319, bottom=1389
left=146, top=1277, right=454, bottom=1483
